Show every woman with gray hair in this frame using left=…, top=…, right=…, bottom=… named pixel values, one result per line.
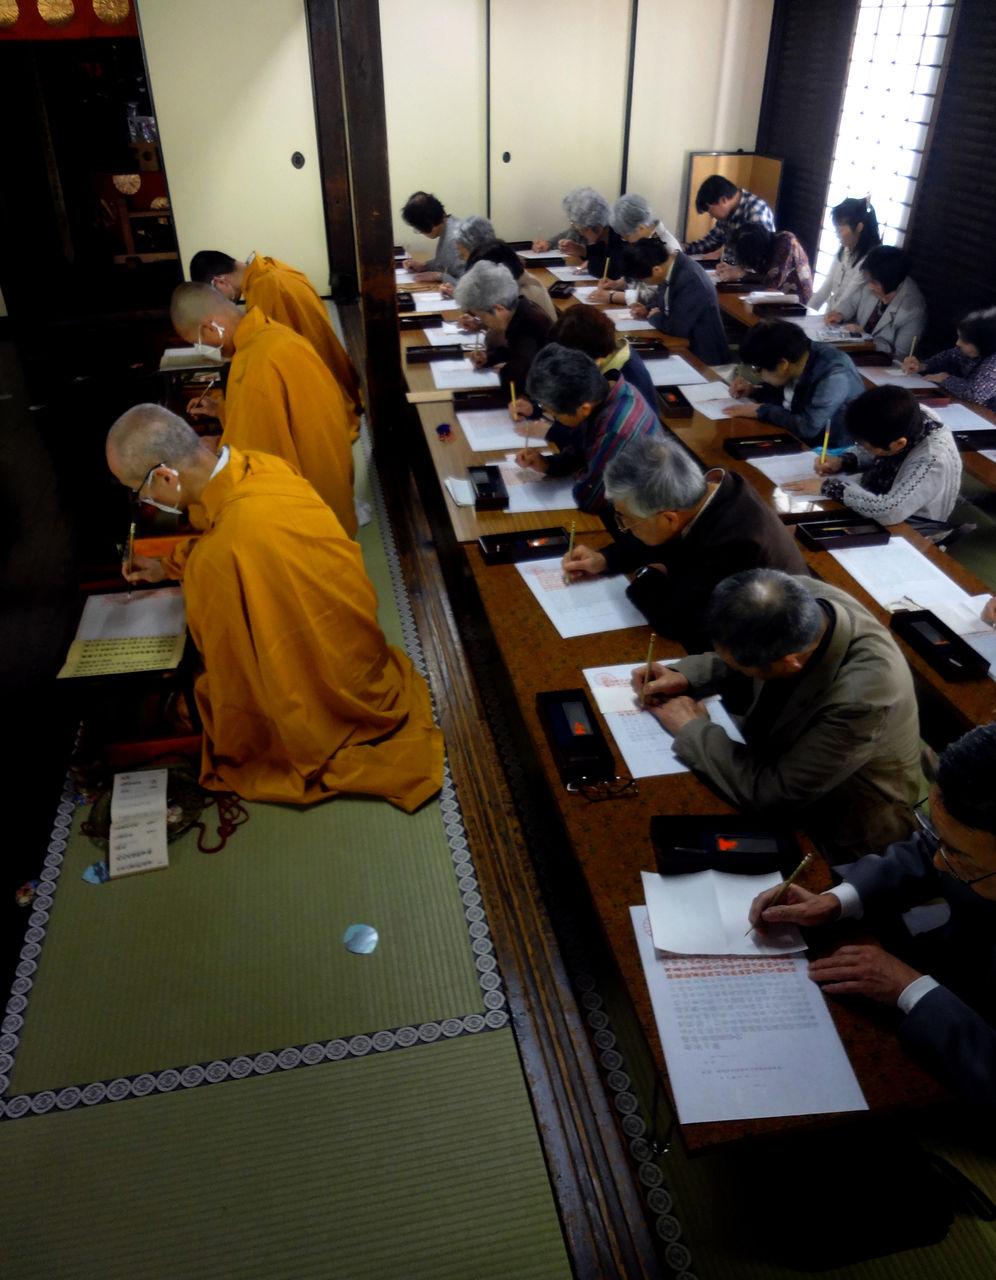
left=590, top=193, right=683, bottom=303
left=439, top=216, right=499, bottom=298
left=453, top=261, right=553, bottom=394
left=515, top=344, right=661, bottom=515
left=532, top=187, right=624, bottom=280
left=563, top=436, right=806, bottom=649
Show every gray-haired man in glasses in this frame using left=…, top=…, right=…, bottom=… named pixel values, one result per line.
left=749, top=722, right=996, bottom=1106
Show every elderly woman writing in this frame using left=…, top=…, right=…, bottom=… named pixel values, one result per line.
left=514, top=344, right=662, bottom=516
left=453, top=261, right=553, bottom=394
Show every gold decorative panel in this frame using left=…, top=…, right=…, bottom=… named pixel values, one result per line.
left=92, top=0, right=130, bottom=23
left=37, top=0, right=75, bottom=26
left=0, top=2, right=19, bottom=31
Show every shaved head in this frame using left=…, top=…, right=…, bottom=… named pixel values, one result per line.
left=190, top=250, right=237, bottom=283
left=106, top=404, right=204, bottom=487
left=170, top=282, right=242, bottom=340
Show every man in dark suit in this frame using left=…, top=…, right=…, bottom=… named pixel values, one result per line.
left=750, top=722, right=996, bottom=1108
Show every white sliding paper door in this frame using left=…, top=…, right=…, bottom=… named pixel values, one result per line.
left=488, top=0, right=633, bottom=243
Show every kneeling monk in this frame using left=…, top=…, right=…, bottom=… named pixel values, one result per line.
left=107, top=405, right=443, bottom=813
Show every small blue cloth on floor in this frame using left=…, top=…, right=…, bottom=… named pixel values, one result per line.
left=343, top=923, right=379, bottom=954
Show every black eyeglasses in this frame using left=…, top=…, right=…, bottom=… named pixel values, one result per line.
left=566, top=776, right=638, bottom=803
left=914, top=799, right=996, bottom=886
left=130, top=460, right=166, bottom=499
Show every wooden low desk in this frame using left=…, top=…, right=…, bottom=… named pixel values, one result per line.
left=647, top=361, right=996, bottom=733
left=464, top=540, right=946, bottom=1151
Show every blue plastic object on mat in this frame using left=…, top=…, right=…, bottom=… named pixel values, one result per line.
left=343, top=923, right=379, bottom=955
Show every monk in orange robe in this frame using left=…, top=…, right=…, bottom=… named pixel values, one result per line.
left=107, top=405, right=443, bottom=812
left=189, top=249, right=363, bottom=438
left=170, top=282, right=356, bottom=538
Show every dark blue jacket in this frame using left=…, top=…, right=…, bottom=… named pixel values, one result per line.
left=649, top=254, right=731, bottom=366
left=752, top=341, right=865, bottom=447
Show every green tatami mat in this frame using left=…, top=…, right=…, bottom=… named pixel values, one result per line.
left=0, top=1031, right=572, bottom=1280
left=9, top=793, right=483, bottom=1093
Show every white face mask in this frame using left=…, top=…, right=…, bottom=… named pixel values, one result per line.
left=195, top=321, right=227, bottom=361
left=145, top=495, right=184, bottom=516
left=141, top=465, right=183, bottom=515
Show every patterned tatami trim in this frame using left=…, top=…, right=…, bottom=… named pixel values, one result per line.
left=0, top=430, right=506, bottom=1120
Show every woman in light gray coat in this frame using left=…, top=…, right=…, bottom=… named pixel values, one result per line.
left=830, top=246, right=926, bottom=356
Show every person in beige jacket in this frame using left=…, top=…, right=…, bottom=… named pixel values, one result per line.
left=633, top=569, right=921, bottom=859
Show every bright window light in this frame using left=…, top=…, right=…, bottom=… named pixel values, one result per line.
left=812, top=0, right=954, bottom=300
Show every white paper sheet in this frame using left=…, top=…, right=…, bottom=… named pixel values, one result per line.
left=604, top=308, right=653, bottom=332
left=395, top=268, right=417, bottom=285
left=743, top=290, right=792, bottom=303
left=571, top=286, right=601, bottom=305
left=830, top=538, right=965, bottom=612
left=860, top=364, right=936, bottom=390
left=518, top=249, right=566, bottom=262
left=495, top=456, right=578, bottom=513
left=784, top=315, right=861, bottom=343
left=76, top=588, right=186, bottom=642
left=746, top=452, right=825, bottom=489
left=828, top=543, right=996, bottom=676
left=421, top=322, right=476, bottom=347
left=546, top=264, right=597, bottom=282
left=430, top=359, right=501, bottom=390
left=640, top=355, right=709, bottom=387
left=412, top=292, right=460, bottom=314
left=516, top=560, right=646, bottom=638
left=641, top=870, right=805, bottom=956
left=109, top=768, right=169, bottom=879
left=583, top=662, right=745, bottom=779
left=457, top=408, right=524, bottom=452
left=630, top=905, right=868, bottom=1123
left=924, top=402, right=995, bottom=431
left=679, top=381, right=736, bottom=404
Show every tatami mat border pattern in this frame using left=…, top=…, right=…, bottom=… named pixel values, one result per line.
left=0, top=436, right=507, bottom=1121
left=457, top=608, right=697, bottom=1274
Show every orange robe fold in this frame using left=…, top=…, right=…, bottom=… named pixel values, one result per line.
left=243, top=254, right=364, bottom=437
left=223, top=306, right=356, bottom=537
left=184, top=447, right=444, bottom=812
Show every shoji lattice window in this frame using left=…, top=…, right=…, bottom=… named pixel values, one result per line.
left=812, top=0, right=955, bottom=296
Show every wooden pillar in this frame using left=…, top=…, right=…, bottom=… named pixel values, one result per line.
left=305, top=0, right=405, bottom=449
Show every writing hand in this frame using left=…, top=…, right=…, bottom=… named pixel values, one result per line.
left=901, top=356, right=924, bottom=375
left=588, top=287, right=614, bottom=304
left=558, top=238, right=586, bottom=258
left=458, top=313, right=483, bottom=333
left=646, top=695, right=709, bottom=734
left=403, top=258, right=426, bottom=272
left=826, top=310, right=843, bottom=325
left=815, top=454, right=843, bottom=475
left=515, top=448, right=548, bottom=472
left=508, top=396, right=534, bottom=421
left=188, top=393, right=219, bottom=419
left=749, top=883, right=840, bottom=929
left=439, top=282, right=454, bottom=298
left=627, top=303, right=647, bottom=320
left=981, top=596, right=996, bottom=627
left=808, top=943, right=922, bottom=1006
left=413, top=271, right=443, bottom=284
left=562, top=545, right=606, bottom=580
left=729, top=376, right=753, bottom=398
left=844, top=323, right=863, bottom=335
left=532, top=239, right=551, bottom=252
left=123, top=555, right=167, bottom=585
left=714, top=262, right=741, bottom=281
left=470, top=348, right=488, bottom=369
left=631, top=662, right=688, bottom=703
